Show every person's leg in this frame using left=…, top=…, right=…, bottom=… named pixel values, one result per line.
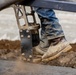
left=34, top=8, right=72, bottom=59
left=35, top=8, right=64, bottom=47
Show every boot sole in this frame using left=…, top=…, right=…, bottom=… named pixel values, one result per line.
left=42, top=45, right=72, bottom=62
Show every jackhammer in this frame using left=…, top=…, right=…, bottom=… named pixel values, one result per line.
left=0, top=0, right=40, bottom=62
left=13, top=5, right=40, bottom=61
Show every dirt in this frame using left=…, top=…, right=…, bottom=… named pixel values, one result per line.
left=0, top=40, right=21, bottom=60
left=0, top=40, right=76, bottom=69
left=42, top=44, right=76, bottom=68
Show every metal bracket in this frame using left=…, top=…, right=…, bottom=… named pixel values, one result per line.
left=20, top=29, right=33, bottom=61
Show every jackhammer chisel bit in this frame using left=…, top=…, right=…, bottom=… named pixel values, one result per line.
left=20, top=29, right=33, bottom=61
left=13, top=5, right=40, bottom=62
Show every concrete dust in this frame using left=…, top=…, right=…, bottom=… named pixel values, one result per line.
left=0, top=60, right=76, bottom=75
left=12, top=59, right=27, bottom=73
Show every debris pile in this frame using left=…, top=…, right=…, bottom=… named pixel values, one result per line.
left=0, top=40, right=76, bottom=68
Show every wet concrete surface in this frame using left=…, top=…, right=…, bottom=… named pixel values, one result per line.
left=0, top=60, right=76, bottom=75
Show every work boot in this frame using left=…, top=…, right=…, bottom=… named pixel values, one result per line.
left=34, top=37, right=49, bottom=55
left=42, top=37, right=72, bottom=61
left=34, top=36, right=63, bottom=54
